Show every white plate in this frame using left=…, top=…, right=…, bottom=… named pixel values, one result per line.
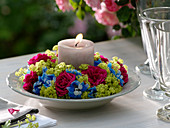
left=6, top=68, right=140, bottom=109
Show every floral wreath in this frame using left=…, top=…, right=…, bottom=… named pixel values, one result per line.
left=15, top=45, right=128, bottom=99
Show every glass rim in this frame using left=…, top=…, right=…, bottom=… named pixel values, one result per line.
left=141, top=7, right=170, bottom=22
left=154, top=21, right=170, bottom=33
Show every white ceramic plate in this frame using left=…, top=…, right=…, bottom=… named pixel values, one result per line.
left=6, top=68, right=140, bottom=109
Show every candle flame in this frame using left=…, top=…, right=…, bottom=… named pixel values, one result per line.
left=75, top=33, right=83, bottom=47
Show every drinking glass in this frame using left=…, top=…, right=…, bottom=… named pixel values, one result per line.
left=135, top=0, right=151, bottom=75
left=136, top=0, right=170, bottom=76
left=154, top=21, right=170, bottom=122
left=139, top=7, right=170, bottom=101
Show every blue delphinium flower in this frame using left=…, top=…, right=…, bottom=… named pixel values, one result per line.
left=88, top=86, right=97, bottom=98
left=67, top=80, right=89, bottom=99
left=66, top=69, right=82, bottom=76
left=26, top=69, right=31, bottom=74
left=33, top=67, right=56, bottom=95
left=108, top=63, right=116, bottom=75
left=94, top=59, right=102, bottom=66
left=115, top=70, right=124, bottom=87
left=33, top=77, right=43, bottom=95
left=108, top=63, right=124, bottom=86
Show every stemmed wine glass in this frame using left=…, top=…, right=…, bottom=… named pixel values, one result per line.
left=154, top=21, right=170, bottom=122
left=136, top=0, right=170, bottom=101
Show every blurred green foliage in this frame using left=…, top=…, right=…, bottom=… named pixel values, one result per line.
left=0, top=0, right=108, bottom=59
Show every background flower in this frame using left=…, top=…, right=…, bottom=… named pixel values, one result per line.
left=55, top=0, right=73, bottom=12
left=84, top=0, right=101, bottom=11
left=95, top=9, right=119, bottom=26
left=104, top=0, right=120, bottom=12
left=56, top=0, right=140, bottom=39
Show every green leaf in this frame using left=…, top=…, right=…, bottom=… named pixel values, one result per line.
left=85, top=5, right=95, bottom=15
left=113, top=35, right=121, bottom=40
left=122, top=28, right=131, bottom=37
left=69, top=0, right=78, bottom=10
left=72, top=0, right=80, bottom=4
left=116, top=6, right=132, bottom=22
left=79, top=0, right=83, bottom=5
left=55, top=5, right=62, bottom=12
left=2, top=119, right=11, bottom=128
left=115, top=0, right=129, bottom=6
left=113, top=24, right=121, bottom=30
left=76, top=7, right=85, bottom=20
left=131, top=0, right=136, bottom=8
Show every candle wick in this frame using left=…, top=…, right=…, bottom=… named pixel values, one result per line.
left=75, top=42, right=79, bottom=47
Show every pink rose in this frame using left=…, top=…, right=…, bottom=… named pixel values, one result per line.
left=28, top=53, right=54, bottom=65
left=55, top=0, right=73, bottom=12
left=55, top=71, right=76, bottom=97
left=84, top=0, right=101, bottom=11
left=23, top=71, right=38, bottom=92
left=81, top=66, right=107, bottom=87
left=95, top=9, right=119, bottom=26
left=104, top=0, right=120, bottom=12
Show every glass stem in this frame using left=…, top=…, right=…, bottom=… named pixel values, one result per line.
left=151, top=81, right=161, bottom=91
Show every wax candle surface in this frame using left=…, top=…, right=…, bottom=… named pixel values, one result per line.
left=58, top=39, right=94, bottom=69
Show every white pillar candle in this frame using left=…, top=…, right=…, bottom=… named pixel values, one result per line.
left=58, top=38, right=94, bottom=69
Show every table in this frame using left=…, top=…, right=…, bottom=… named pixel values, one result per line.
left=0, top=37, right=169, bottom=128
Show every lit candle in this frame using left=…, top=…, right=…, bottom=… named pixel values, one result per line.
left=58, top=33, right=94, bottom=69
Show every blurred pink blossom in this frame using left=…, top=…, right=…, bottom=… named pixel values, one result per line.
left=95, top=8, right=119, bottom=26
left=84, top=0, right=102, bottom=11
left=104, top=0, right=120, bottom=12
left=119, top=0, right=135, bottom=10
left=68, top=18, right=87, bottom=36
left=55, top=0, right=73, bottom=12
left=126, top=2, right=135, bottom=9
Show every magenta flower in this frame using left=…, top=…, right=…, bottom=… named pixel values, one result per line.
left=100, top=55, right=109, bottom=63
left=95, top=9, right=119, bottom=26
left=28, top=53, right=53, bottom=65
left=84, top=0, right=101, bottom=11
left=81, top=66, right=107, bottom=87
left=104, top=0, right=120, bottom=12
left=55, top=71, right=76, bottom=97
left=55, top=0, right=73, bottom=12
left=23, top=71, right=38, bottom=92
